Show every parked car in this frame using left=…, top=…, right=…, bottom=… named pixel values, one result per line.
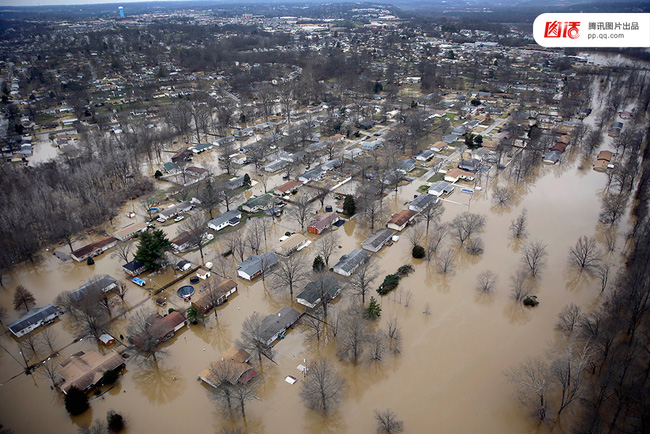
left=131, top=277, right=146, bottom=287
left=174, top=215, right=185, bottom=222
left=157, top=217, right=166, bottom=223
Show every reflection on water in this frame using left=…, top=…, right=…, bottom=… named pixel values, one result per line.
left=132, top=361, right=184, bottom=405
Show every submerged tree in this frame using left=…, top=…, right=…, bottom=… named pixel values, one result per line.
left=568, top=235, right=601, bottom=271
left=374, top=408, right=404, bottom=433
left=509, top=208, right=528, bottom=239
left=236, top=312, right=274, bottom=364
left=521, top=241, right=548, bottom=277
left=299, top=358, right=346, bottom=414
left=13, top=285, right=36, bottom=312
left=505, top=357, right=550, bottom=422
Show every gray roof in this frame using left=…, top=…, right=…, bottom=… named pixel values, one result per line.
left=8, top=305, right=59, bottom=335
left=333, top=249, right=370, bottom=275
left=299, top=167, right=324, bottom=181
left=71, top=275, right=117, bottom=303
left=258, top=307, right=300, bottom=343
left=238, top=252, right=279, bottom=277
left=297, top=275, right=342, bottom=305
left=208, top=210, right=241, bottom=229
left=397, top=159, right=416, bottom=172
left=459, top=158, right=480, bottom=172
left=410, top=193, right=437, bottom=211
left=429, top=181, right=454, bottom=195
left=362, top=228, right=395, bottom=251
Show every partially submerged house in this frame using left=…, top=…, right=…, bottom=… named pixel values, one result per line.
left=298, top=167, right=325, bottom=183
left=409, top=193, right=438, bottom=213
left=123, top=259, right=145, bottom=276
left=132, top=312, right=187, bottom=349
left=200, top=347, right=258, bottom=388
left=458, top=158, right=480, bottom=172
left=241, top=194, right=277, bottom=214
left=171, top=231, right=193, bottom=252
left=444, top=168, right=476, bottom=183
left=307, top=212, right=340, bottom=234
left=428, top=181, right=454, bottom=197
left=191, top=276, right=238, bottom=313
left=71, top=275, right=118, bottom=303
left=71, top=236, right=117, bottom=262
left=333, top=249, right=370, bottom=277
left=273, top=233, right=309, bottom=257
left=543, top=151, right=561, bottom=165
left=157, top=201, right=192, bottom=221
left=296, top=274, right=342, bottom=309
left=113, top=222, right=147, bottom=241
left=237, top=252, right=279, bottom=280
left=397, top=159, right=416, bottom=173
left=273, top=180, right=303, bottom=196
left=7, top=305, right=59, bottom=338
left=414, top=149, right=436, bottom=161
left=387, top=209, right=416, bottom=232
left=207, top=210, right=242, bottom=232
left=258, top=307, right=300, bottom=346
left=362, top=228, right=395, bottom=253
left=58, top=350, right=125, bottom=394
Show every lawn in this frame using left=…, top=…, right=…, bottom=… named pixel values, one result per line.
left=427, top=173, right=445, bottom=183
left=417, top=184, right=430, bottom=193
left=409, top=167, right=428, bottom=178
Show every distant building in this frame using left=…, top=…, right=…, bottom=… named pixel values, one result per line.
left=296, top=274, right=342, bottom=308
left=113, top=222, right=147, bottom=241
left=71, top=236, right=117, bottom=262
left=241, top=194, right=277, bottom=213
left=409, top=193, right=438, bottom=213
left=207, top=210, right=242, bottom=231
left=387, top=209, right=416, bottom=232
left=273, top=233, right=309, bottom=257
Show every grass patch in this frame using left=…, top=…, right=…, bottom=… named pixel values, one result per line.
left=427, top=173, right=445, bottom=183
left=417, top=184, right=429, bottom=193
left=444, top=113, right=457, bottom=121
left=409, top=167, right=427, bottom=178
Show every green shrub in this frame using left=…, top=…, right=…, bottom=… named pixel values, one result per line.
left=107, top=410, right=125, bottom=432
left=397, top=264, right=414, bottom=276
left=377, top=274, right=400, bottom=295
left=412, top=245, right=425, bottom=258
left=523, top=296, right=539, bottom=307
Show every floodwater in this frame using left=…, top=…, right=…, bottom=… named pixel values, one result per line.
left=0, top=126, right=631, bottom=433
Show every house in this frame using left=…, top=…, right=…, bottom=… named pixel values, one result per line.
left=298, top=168, right=325, bottom=183
left=343, top=148, right=363, bottom=161
left=273, top=180, right=303, bottom=196
left=263, top=159, right=287, bottom=173
left=307, top=212, right=340, bottom=234
left=163, top=162, right=179, bottom=174
left=196, top=267, right=211, bottom=280
left=397, top=159, right=416, bottom=173
left=458, top=158, right=480, bottom=172
left=58, top=351, right=125, bottom=394
left=237, top=252, right=279, bottom=280
left=273, top=234, right=309, bottom=257
left=409, top=194, right=438, bottom=213
left=444, top=168, right=476, bottom=183
left=241, top=194, right=277, bottom=213
left=361, top=140, right=382, bottom=151
left=207, top=210, right=242, bottom=231
left=186, top=166, right=209, bottom=180
left=452, top=125, right=466, bottom=135
left=113, top=222, right=147, bottom=241
left=333, top=249, right=370, bottom=277
left=122, top=259, right=145, bottom=276
left=442, top=134, right=460, bottom=144
left=71, top=275, right=118, bottom=303
left=387, top=209, right=416, bottom=231
left=359, top=120, right=376, bottom=130
left=296, top=274, right=342, bottom=309
left=171, top=231, right=194, bottom=252
left=7, top=305, right=59, bottom=338
left=191, top=276, right=238, bottom=313
left=99, top=333, right=115, bottom=346
left=322, top=158, right=344, bottom=171
left=429, top=181, right=455, bottom=197
left=597, top=150, right=613, bottom=162
left=226, top=175, right=247, bottom=190
left=157, top=201, right=192, bottom=221
left=543, top=151, right=561, bottom=164
left=593, top=160, right=609, bottom=172
left=177, top=259, right=193, bottom=271
left=200, top=347, right=258, bottom=388
left=382, top=170, right=402, bottom=186
left=362, top=228, right=395, bottom=253
left=414, top=149, right=436, bottom=161
left=132, top=312, right=187, bottom=349
left=593, top=151, right=613, bottom=172
left=551, top=142, right=568, bottom=153
left=71, top=236, right=118, bottom=262
left=171, top=147, right=192, bottom=163
left=258, top=307, right=301, bottom=346
left=192, top=143, right=212, bottom=154
left=430, top=141, right=447, bottom=152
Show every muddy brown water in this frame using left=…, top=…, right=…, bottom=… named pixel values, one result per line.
left=0, top=146, right=629, bottom=433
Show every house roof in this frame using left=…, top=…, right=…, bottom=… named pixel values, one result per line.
left=458, top=158, right=480, bottom=172
left=123, top=259, right=144, bottom=273
left=429, top=181, right=454, bottom=195
left=114, top=222, right=147, bottom=240
left=242, top=194, right=275, bottom=210
left=258, top=307, right=300, bottom=343
left=192, top=277, right=237, bottom=311
left=333, top=249, right=370, bottom=275
left=388, top=209, right=416, bottom=227
left=445, top=168, right=475, bottom=180
left=308, top=212, right=339, bottom=232
left=71, top=275, right=117, bottom=302
left=200, top=358, right=257, bottom=387
left=8, top=305, right=58, bottom=335
left=132, top=312, right=186, bottom=348
left=71, top=236, right=117, bottom=259
left=397, top=159, right=416, bottom=172
left=58, top=351, right=124, bottom=393
left=362, top=228, right=395, bottom=251
left=237, top=252, right=279, bottom=277
left=299, top=167, right=324, bottom=181
left=410, top=193, right=438, bottom=210
left=208, top=210, right=241, bottom=229
left=275, top=180, right=303, bottom=194
left=597, top=150, right=613, bottom=162
left=274, top=234, right=307, bottom=255
left=297, top=274, right=342, bottom=306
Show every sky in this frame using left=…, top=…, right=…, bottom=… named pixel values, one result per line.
left=0, top=0, right=179, bottom=6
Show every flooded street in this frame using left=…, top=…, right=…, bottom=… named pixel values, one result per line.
left=0, top=136, right=627, bottom=434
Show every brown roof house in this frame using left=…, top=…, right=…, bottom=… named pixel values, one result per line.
left=191, top=276, right=238, bottom=314
left=273, top=233, right=309, bottom=257
left=58, top=350, right=125, bottom=394
left=387, top=210, right=416, bottom=232
left=71, top=236, right=117, bottom=262
left=307, top=212, right=340, bottom=234
left=200, top=347, right=258, bottom=388
left=132, top=312, right=187, bottom=349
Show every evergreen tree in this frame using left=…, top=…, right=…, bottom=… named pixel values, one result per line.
left=64, top=386, right=89, bottom=415
left=134, top=230, right=171, bottom=271
left=343, top=195, right=356, bottom=216
left=313, top=255, right=325, bottom=273
left=364, top=297, right=382, bottom=320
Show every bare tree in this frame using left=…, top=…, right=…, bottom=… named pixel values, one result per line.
left=245, top=221, right=263, bottom=255
left=596, top=263, right=610, bottom=294
left=301, top=307, right=325, bottom=343
left=476, top=270, right=497, bottom=292
left=41, top=327, right=58, bottom=354
left=465, top=237, right=485, bottom=255
left=179, top=213, right=210, bottom=264
left=0, top=305, right=7, bottom=327
left=510, top=268, right=532, bottom=302
left=211, top=253, right=234, bottom=278
left=505, top=357, right=551, bottom=422
left=509, top=208, right=528, bottom=239
left=492, top=186, right=514, bottom=207
left=349, top=259, right=380, bottom=305
left=20, top=332, right=41, bottom=360
left=78, top=419, right=107, bottom=434
left=114, top=282, right=128, bottom=302
left=427, top=223, right=450, bottom=259
left=224, top=234, right=246, bottom=263
left=39, top=359, right=59, bottom=388
left=316, top=231, right=339, bottom=269
left=451, top=212, right=486, bottom=244
left=374, top=408, right=404, bottom=433
left=568, top=236, right=601, bottom=271
left=127, top=308, right=168, bottom=362
left=405, top=222, right=425, bottom=249
left=337, top=308, right=369, bottom=365
left=287, top=192, right=313, bottom=231
left=598, top=193, right=628, bottom=225
left=111, top=240, right=133, bottom=264
left=436, top=248, right=455, bottom=274
left=230, top=380, right=258, bottom=419
left=299, top=357, right=346, bottom=414
left=13, top=285, right=36, bottom=312
left=197, top=178, right=222, bottom=219
left=386, top=316, right=402, bottom=354
left=236, top=312, right=274, bottom=364
left=549, top=336, right=591, bottom=416
left=555, top=304, right=583, bottom=336
left=521, top=241, right=548, bottom=277
left=207, top=359, right=238, bottom=413
left=270, top=254, right=308, bottom=297
left=369, top=330, right=387, bottom=362
left=419, top=201, right=444, bottom=232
